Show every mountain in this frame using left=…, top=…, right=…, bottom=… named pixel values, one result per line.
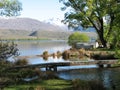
left=0, top=18, right=72, bottom=39
left=0, top=17, right=68, bottom=31
left=0, top=17, right=97, bottom=40
left=43, top=18, right=65, bottom=26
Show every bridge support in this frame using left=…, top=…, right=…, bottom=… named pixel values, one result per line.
left=46, top=67, right=49, bottom=71
left=98, top=64, right=112, bottom=68
left=98, top=64, right=104, bottom=68
left=46, top=66, right=57, bottom=72
left=53, top=66, right=57, bottom=72
left=106, top=64, right=111, bottom=68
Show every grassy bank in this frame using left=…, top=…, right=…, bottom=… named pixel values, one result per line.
left=4, top=79, right=72, bottom=90
left=4, top=78, right=106, bottom=90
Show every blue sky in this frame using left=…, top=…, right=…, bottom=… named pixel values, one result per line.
left=19, top=0, right=65, bottom=22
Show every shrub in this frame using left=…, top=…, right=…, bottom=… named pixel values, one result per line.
left=43, top=51, right=49, bottom=56
left=72, top=79, right=106, bottom=90
left=68, top=32, right=89, bottom=48
left=62, top=50, right=70, bottom=60
left=14, top=59, right=28, bottom=66
left=41, top=71, right=58, bottom=80
left=17, top=68, right=39, bottom=79
left=115, top=49, right=120, bottom=59
left=72, top=79, right=90, bottom=90
left=57, top=51, right=62, bottom=56
left=0, top=40, right=19, bottom=60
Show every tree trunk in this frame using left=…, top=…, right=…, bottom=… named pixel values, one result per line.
left=99, top=33, right=107, bottom=48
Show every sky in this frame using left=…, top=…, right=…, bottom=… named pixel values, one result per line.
left=19, top=0, right=65, bottom=25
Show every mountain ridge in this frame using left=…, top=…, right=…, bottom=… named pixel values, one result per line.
left=0, top=17, right=97, bottom=40
left=0, top=17, right=68, bottom=31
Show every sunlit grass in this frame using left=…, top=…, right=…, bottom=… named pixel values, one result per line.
left=5, top=79, right=72, bottom=90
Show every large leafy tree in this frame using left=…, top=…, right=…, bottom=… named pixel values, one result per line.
left=0, top=0, right=22, bottom=16
left=107, top=6, right=120, bottom=49
left=60, top=0, right=120, bottom=48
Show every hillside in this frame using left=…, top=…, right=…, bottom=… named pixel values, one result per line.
left=0, top=18, right=67, bottom=31
left=0, top=18, right=97, bottom=40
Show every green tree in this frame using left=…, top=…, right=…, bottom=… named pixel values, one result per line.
left=0, top=0, right=22, bottom=16
left=68, top=32, right=89, bottom=47
left=60, top=0, right=120, bottom=48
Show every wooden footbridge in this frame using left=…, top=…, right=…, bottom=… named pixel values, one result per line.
left=13, top=60, right=118, bottom=72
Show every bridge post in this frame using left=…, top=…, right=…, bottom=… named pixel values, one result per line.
left=106, top=64, right=111, bottom=68
left=46, top=66, right=57, bottom=72
left=46, top=67, right=48, bottom=71
left=53, top=66, right=57, bottom=72
left=46, top=67, right=49, bottom=71
left=98, top=64, right=104, bottom=68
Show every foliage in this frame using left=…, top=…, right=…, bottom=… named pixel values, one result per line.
left=0, top=0, right=22, bottom=16
left=43, top=51, right=48, bottom=56
left=68, top=32, right=89, bottom=47
left=0, top=60, right=40, bottom=88
left=17, top=68, right=38, bottom=79
left=60, top=0, right=120, bottom=48
left=62, top=50, right=70, bottom=60
left=0, top=60, right=13, bottom=75
left=72, top=79, right=106, bottom=90
left=0, top=40, right=19, bottom=60
left=14, top=59, right=28, bottom=66
left=115, top=49, right=120, bottom=59
left=107, top=26, right=120, bottom=49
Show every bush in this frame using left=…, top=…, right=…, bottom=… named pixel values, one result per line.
left=14, top=59, right=28, bottom=66
left=0, top=40, right=19, bottom=60
left=72, top=79, right=106, bottom=90
left=72, top=79, right=90, bottom=90
left=68, top=32, right=89, bottom=48
left=57, top=51, right=62, bottom=56
left=62, top=50, right=70, bottom=60
left=41, top=71, right=59, bottom=80
left=115, top=49, right=120, bottom=59
left=43, top=51, right=49, bottom=56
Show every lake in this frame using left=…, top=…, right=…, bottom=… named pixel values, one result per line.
left=15, top=40, right=120, bottom=89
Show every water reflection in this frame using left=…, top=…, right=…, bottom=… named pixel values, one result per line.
left=57, top=68, right=120, bottom=89
left=16, top=40, right=70, bottom=56
left=28, top=56, right=68, bottom=64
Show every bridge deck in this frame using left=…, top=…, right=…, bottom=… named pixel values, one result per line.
left=13, top=60, right=118, bottom=69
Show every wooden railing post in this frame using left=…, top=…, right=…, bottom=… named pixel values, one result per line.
left=53, top=66, right=57, bottom=72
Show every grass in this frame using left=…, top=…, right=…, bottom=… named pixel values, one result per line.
left=1, top=38, right=50, bottom=41
left=91, top=48, right=115, bottom=52
left=4, top=79, right=72, bottom=90
left=4, top=79, right=106, bottom=90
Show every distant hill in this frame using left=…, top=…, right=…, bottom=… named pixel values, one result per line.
left=0, top=18, right=97, bottom=40
left=0, top=18, right=68, bottom=31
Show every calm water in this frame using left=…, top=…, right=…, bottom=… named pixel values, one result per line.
left=15, top=40, right=120, bottom=89
left=16, top=40, right=70, bottom=56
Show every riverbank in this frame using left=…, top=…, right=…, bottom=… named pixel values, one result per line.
left=4, top=79, right=72, bottom=90
left=5, top=78, right=106, bottom=90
